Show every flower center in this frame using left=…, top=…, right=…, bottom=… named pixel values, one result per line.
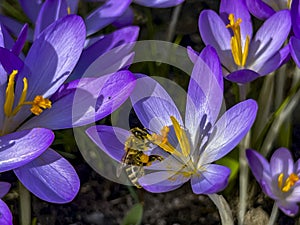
left=277, top=172, right=299, bottom=192
left=4, top=70, right=52, bottom=118
left=226, top=14, right=250, bottom=67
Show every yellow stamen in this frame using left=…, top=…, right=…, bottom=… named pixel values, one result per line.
left=4, top=70, right=18, bottom=117
left=226, top=14, right=250, bottom=67
left=278, top=173, right=299, bottom=192
left=287, top=0, right=292, bottom=8
left=170, top=116, right=190, bottom=157
left=4, top=70, right=52, bottom=117
left=67, top=6, right=71, bottom=15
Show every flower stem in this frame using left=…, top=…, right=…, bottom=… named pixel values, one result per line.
left=208, top=194, right=234, bottom=225
left=238, top=84, right=250, bottom=225
left=19, top=181, right=31, bottom=225
left=267, top=203, right=278, bottom=225
left=166, top=4, right=183, bottom=42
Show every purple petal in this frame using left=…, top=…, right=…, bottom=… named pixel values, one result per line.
left=270, top=148, right=294, bottom=178
left=0, top=182, right=11, bottom=198
left=246, top=149, right=270, bottom=182
left=133, top=0, right=184, bottom=8
left=14, top=148, right=80, bottom=203
left=139, top=172, right=188, bottom=193
left=245, top=0, right=275, bottom=20
left=246, top=149, right=275, bottom=198
left=0, top=24, right=15, bottom=50
left=226, top=69, right=260, bottom=83
left=0, top=199, right=12, bottom=225
left=247, top=10, right=291, bottom=71
left=86, top=125, right=130, bottom=162
left=200, top=99, right=257, bottom=165
left=287, top=185, right=300, bottom=202
left=185, top=49, right=223, bottom=143
left=112, top=7, right=134, bottom=28
left=199, top=10, right=236, bottom=72
left=19, top=0, right=43, bottom=23
left=290, top=36, right=300, bottom=68
left=71, top=26, right=139, bottom=79
left=20, top=70, right=136, bottom=129
left=11, top=24, right=28, bottom=55
left=130, top=75, right=183, bottom=133
left=277, top=201, right=299, bottom=216
left=21, top=15, right=85, bottom=100
left=220, top=0, right=253, bottom=41
left=257, top=44, right=290, bottom=76
left=292, top=0, right=300, bottom=38
left=191, top=164, right=230, bottom=194
left=85, top=0, right=132, bottom=36
left=0, top=128, right=54, bottom=173
left=0, top=15, right=34, bottom=42
left=34, top=0, right=69, bottom=39
left=0, top=47, right=24, bottom=74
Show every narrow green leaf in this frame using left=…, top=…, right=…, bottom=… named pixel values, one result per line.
left=121, top=203, right=143, bottom=225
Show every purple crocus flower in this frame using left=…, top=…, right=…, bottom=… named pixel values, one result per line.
left=198, top=0, right=291, bottom=83
left=86, top=46, right=258, bottom=194
left=289, top=0, right=300, bottom=68
left=133, top=0, right=184, bottom=8
left=246, top=148, right=300, bottom=216
left=0, top=15, right=136, bottom=203
left=245, top=0, right=292, bottom=20
left=0, top=182, right=13, bottom=225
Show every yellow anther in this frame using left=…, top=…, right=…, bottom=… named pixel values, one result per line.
left=226, top=13, right=250, bottom=67
left=3, top=70, right=52, bottom=117
left=67, top=6, right=71, bottom=15
left=287, top=0, right=292, bottom=8
left=278, top=172, right=299, bottom=192
left=4, top=70, right=18, bottom=117
left=27, top=96, right=52, bottom=116
left=170, top=116, right=190, bottom=157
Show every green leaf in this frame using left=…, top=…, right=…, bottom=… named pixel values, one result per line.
left=121, top=203, right=143, bottom=225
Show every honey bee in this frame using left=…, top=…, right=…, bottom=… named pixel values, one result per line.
left=117, top=127, right=164, bottom=188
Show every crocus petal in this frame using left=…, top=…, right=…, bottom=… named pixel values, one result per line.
left=85, top=0, right=132, bottom=36
left=245, top=0, right=275, bottom=20
left=133, top=0, right=184, bottom=8
left=220, top=0, right=253, bottom=42
left=0, top=15, right=34, bottom=42
left=130, top=75, right=183, bottom=133
left=185, top=49, right=223, bottom=143
left=246, top=149, right=270, bottom=183
left=0, top=182, right=10, bottom=198
left=21, top=15, right=85, bottom=100
left=0, top=47, right=24, bottom=74
left=287, top=185, right=300, bottom=202
left=20, top=71, right=136, bottom=129
left=0, top=24, right=15, bottom=51
left=14, top=148, right=80, bottom=203
left=11, top=24, right=28, bottom=55
left=199, top=99, right=257, bottom=165
left=247, top=10, right=291, bottom=72
left=71, top=26, right=139, bottom=80
left=139, top=171, right=188, bottom=193
left=226, top=69, right=260, bottom=83
left=256, top=44, right=290, bottom=76
left=199, top=10, right=236, bottom=72
left=34, top=0, right=68, bottom=39
left=0, top=128, right=54, bottom=173
left=270, top=148, right=294, bottom=177
left=292, top=0, right=300, bottom=39
left=19, top=0, right=43, bottom=23
left=290, top=36, right=300, bottom=68
left=191, top=164, right=230, bottom=194
left=277, top=201, right=299, bottom=216
left=0, top=199, right=12, bottom=225
left=112, top=7, right=134, bottom=28
left=86, top=125, right=130, bottom=162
